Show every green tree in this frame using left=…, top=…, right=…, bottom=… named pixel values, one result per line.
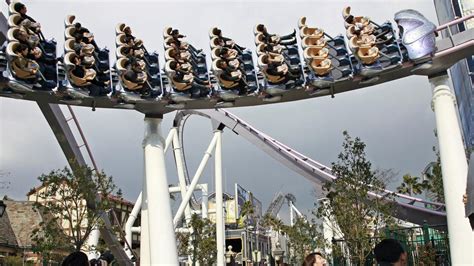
left=316, top=131, right=394, bottom=265
left=239, top=199, right=255, bottom=228
left=397, top=174, right=428, bottom=196
left=424, top=146, right=444, bottom=203
left=31, top=163, right=116, bottom=252
left=281, top=217, right=325, bottom=265
left=177, top=214, right=217, bottom=265
left=396, top=144, right=445, bottom=204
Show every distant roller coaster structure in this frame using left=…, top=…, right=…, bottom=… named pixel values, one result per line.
left=0, top=1, right=473, bottom=265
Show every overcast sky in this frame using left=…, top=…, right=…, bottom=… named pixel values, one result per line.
left=0, top=0, right=441, bottom=221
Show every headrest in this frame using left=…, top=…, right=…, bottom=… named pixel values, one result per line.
left=212, top=58, right=223, bottom=73
left=210, top=37, right=220, bottom=49
left=165, top=59, right=177, bottom=74
left=258, top=54, right=268, bottom=67
left=255, top=33, right=265, bottom=45
left=116, top=23, right=126, bottom=34
left=256, top=43, right=266, bottom=56
left=64, top=39, right=76, bottom=52
left=116, top=57, right=129, bottom=71
left=298, top=17, right=307, bottom=29
left=65, top=15, right=76, bottom=28
left=135, top=39, right=143, bottom=47
left=211, top=47, right=221, bottom=60
left=8, top=14, right=22, bottom=27
left=342, top=6, right=351, bottom=20
left=6, top=41, right=20, bottom=57
left=163, top=36, right=174, bottom=48
left=394, top=9, right=436, bottom=59
left=209, top=27, right=221, bottom=39
left=7, top=27, right=21, bottom=42
left=64, top=52, right=77, bottom=68
left=116, top=45, right=128, bottom=58
left=163, top=27, right=173, bottom=38
left=254, top=24, right=266, bottom=35
left=65, top=27, right=76, bottom=40
left=9, top=2, right=21, bottom=15
left=116, top=33, right=126, bottom=46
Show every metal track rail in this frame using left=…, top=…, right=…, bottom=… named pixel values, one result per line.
left=174, top=109, right=447, bottom=227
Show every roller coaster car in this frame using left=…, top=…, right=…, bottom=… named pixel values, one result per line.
left=394, top=9, right=437, bottom=61
left=4, top=41, right=41, bottom=93
left=3, top=41, right=56, bottom=93
left=258, top=54, right=303, bottom=95
left=164, top=60, right=197, bottom=102
left=211, top=59, right=247, bottom=101
left=113, top=57, right=153, bottom=103
left=58, top=52, right=95, bottom=99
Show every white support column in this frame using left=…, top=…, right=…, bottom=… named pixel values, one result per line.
left=125, top=192, right=142, bottom=258
left=140, top=169, right=150, bottom=265
left=142, top=116, right=178, bottom=265
left=174, top=134, right=219, bottom=225
left=289, top=201, right=294, bottom=227
left=201, top=183, right=209, bottom=219
left=86, top=226, right=100, bottom=260
left=430, top=75, right=473, bottom=265
left=215, top=130, right=225, bottom=266
left=172, top=127, right=193, bottom=223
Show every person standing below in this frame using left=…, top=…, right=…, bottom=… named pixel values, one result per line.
left=374, top=239, right=408, bottom=266
left=303, top=251, right=327, bottom=266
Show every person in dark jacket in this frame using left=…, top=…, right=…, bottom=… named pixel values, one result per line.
left=71, top=54, right=110, bottom=96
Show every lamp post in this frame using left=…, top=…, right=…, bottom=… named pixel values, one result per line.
left=272, top=242, right=284, bottom=266
left=225, top=245, right=236, bottom=266
left=0, top=200, right=6, bottom=217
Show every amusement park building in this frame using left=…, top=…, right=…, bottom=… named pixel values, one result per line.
left=26, top=184, right=141, bottom=253
left=434, top=0, right=474, bottom=150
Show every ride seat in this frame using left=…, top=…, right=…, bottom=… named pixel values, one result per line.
left=8, top=14, right=22, bottom=27
left=116, top=45, right=129, bottom=58
left=258, top=54, right=288, bottom=84
left=163, top=27, right=173, bottom=38
left=209, top=27, right=221, bottom=39
left=300, top=26, right=324, bottom=39
left=303, top=47, right=329, bottom=61
left=342, top=6, right=370, bottom=29
left=357, top=46, right=379, bottom=64
left=64, top=27, right=76, bottom=40
left=298, top=17, right=307, bottom=29
left=7, top=27, right=20, bottom=42
left=210, top=37, right=221, bottom=49
left=254, top=24, right=266, bottom=35
left=309, top=57, right=332, bottom=76
left=116, top=23, right=126, bottom=34
left=116, top=57, right=145, bottom=91
left=8, top=2, right=19, bottom=15
left=7, top=42, right=38, bottom=80
left=302, top=36, right=327, bottom=49
left=64, top=39, right=76, bottom=53
left=116, top=33, right=127, bottom=47
left=65, top=15, right=76, bottom=28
